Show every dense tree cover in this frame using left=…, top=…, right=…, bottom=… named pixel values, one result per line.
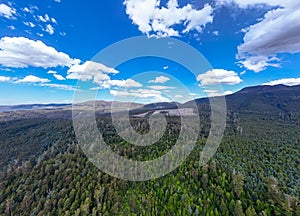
left=0, top=112, right=299, bottom=215
left=0, top=118, right=72, bottom=170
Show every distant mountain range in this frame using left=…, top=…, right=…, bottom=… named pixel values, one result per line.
left=0, top=101, right=142, bottom=113
left=0, top=103, right=71, bottom=112
left=1, top=85, right=299, bottom=115
left=186, top=84, right=300, bottom=114
left=135, top=84, right=300, bottom=115
left=226, top=84, right=300, bottom=113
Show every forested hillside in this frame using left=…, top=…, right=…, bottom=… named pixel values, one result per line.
left=0, top=113, right=299, bottom=215
left=0, top=85, right=299, bottom=215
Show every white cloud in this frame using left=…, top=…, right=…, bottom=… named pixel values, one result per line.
left=124, top=0, right=214, bottom=37
left=110, top=88, right=170, bottom=102
left=148, top=76, right=170, bottom=84
left=175, top=95, right=183, bottom=98
left=16, top=75, right=50, bottom=83
left=217, top=0, right=296, bottom=8
left=197, top=69, right=243, bottom=85
left=224, top=90, right=234, bottom=95
left=67, top=71, right=110, bottom=85
left=0, top=37, right=79, bottom=68
left=231, top=1, right=300, bottom=72
left=0, top=68, right=12, bottom=72
left=110, top=90, right=131, bottom=97
left=0, top=3, right=16, bottom=19
left=23, top=7, right=30, bottom=13
left=147, top=85, right=175, bottom=90
left=106, top=79, right=142, bottom=88
left=51, top=18, right=57, bottom=24
left=67, top=61, right=118, bottom=85
left=212, top=31, right=219, bottom=36
left=67, top=61, right=128, bottom=88
left=92, top=74, right=112, bottom=86
left=47, top=70, right=57, bottom=74
left=203, top=89, right=234, bottom=97
left=238, top=56, right=281, bottom=73
left=37, top=14, right=52, bottom=23
left=44, top=14, right=50, bottom=22
left=262, top=78, right=300, bottom=86
left=53, top=74, right=66, bottom=81
left=45, top=24, right=55, bottom=34
left=23, top=6, right=38, bottom=14
left=163, top=66, right=169, bottom=70
left=24, top=22, right=35, bottom=28
left=37, top=15, right=47, bottom=22
left=55, top=0, right=62, bottom=2
left=7, top=25, right=15, bottom=30
left=90, top=87, right=101, bottom=91
left=68, top=61, right=118, bottom=75
left=40, top=83, right=75, bottom=91
left=0, top=76, right=11, bottom=82
left=25, top=30, right=32, bottom=35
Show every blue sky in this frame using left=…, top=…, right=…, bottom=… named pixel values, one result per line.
left=0, top=0, right=299, bottom=104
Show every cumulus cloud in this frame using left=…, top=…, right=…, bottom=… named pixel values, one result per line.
left=217, top=0, right=295, bottom=8
left=262, top=77, right=300, bottom=86
left=68, top=61, right=118, bottom=75
left=203, top=89, right=234, bottom=97
left=238, top=56, right=281, bottom=73
left=37, top=15, right=48, bottom=22
left=124, top=0, right=213, bottom=37
left=53, top=74, right=66, bottom=81
left=197, top=69, right=243, bottom=86
left=51, top=18, right=57, bottom=24
left=224, top=90, right=234, bottom=95
left=110, top=88, right=170, bottom=102
left=105, top=79, right=142, bottom=88
left=67, top=61, right=118, bottom=85
left=66, top=71, right=108, bottom=82
left=47, top=70, right=66, bottom=81
left=231, top=1, right=300, bottom=72
left=212, top=31, right=219, bottom=36
left=0, top=37, right=79, bottom=68
left=24, top=22, right=35, bottom=28
left=0, top=3, right=16, bottom=19
left=16, top=75, right=50, bottom=83
left=0, top=76, right=11, bottom=82
left=23, top=6, right=38, bottom=14
left=147, top=85, right=175, bottom=90
left=148, top=76, right=170, bottom=84
left=45, top=24, right=55, bottom=34
left=40, top=83, right=76, bottom=91
left=35, top=14, right=58, bottom=34
left=7, top=25, right=15, bottom=30
left=23, top=7, right=30, bottom=13
left=66, top=61, right=142, bottom=89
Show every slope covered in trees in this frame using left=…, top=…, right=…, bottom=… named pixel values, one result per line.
left=0, top=112, right=299, bottom=215
left=0, top=85, right=299, bottom=215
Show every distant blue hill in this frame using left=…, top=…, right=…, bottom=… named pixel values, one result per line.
left=0, top=103, right=71, bottom=112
